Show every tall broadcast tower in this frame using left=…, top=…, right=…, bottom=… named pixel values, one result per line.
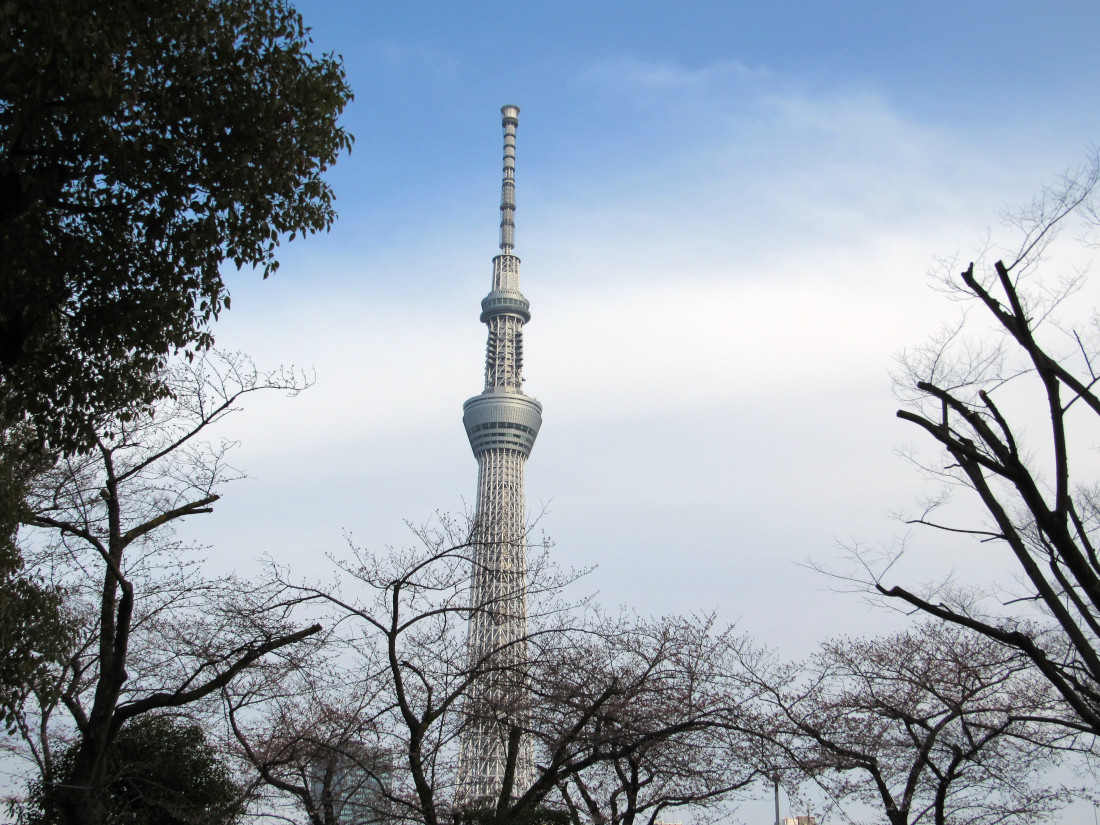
left=458, top=105, right=542, bottom=801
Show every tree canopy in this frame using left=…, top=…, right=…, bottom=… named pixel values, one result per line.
left=18, top=714, right=247, bottom=825
left=228, top=518, right=761, bottom=825
left=741, top=622, right=1072, bottom=825
left=0, top=0, right=353, bottom=452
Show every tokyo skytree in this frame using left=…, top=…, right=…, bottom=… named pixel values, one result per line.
left=458, top=105, right=542, bottom=802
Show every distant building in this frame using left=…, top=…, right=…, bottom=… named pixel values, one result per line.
left=310, top=745, right=390, bottom=825
left=781, top=816, right=816, bottom=825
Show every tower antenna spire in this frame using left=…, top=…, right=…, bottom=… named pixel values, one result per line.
left=499, top=104, right=519, bottom=253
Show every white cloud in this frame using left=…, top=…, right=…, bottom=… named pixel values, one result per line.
left=579, top=56, right=772, bottom=93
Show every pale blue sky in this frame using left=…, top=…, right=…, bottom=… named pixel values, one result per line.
left=263, top=1, right=1100, bottom=283
left=191, top=4, right=1100, bottom=820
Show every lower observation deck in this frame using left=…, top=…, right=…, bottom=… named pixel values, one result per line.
left=463, top=390, right=543, bottom=457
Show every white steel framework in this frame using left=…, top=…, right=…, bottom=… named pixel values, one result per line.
left=458, top=105, right=542, bottom=803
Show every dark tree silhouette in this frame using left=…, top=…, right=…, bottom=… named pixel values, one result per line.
left=879, top=153, right=1100, bottom=737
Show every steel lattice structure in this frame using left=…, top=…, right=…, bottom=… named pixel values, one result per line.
left=458, top=105, right=542, bottom=803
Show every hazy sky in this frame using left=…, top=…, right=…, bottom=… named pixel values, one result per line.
left=183, top=3, right=1100, bottom=818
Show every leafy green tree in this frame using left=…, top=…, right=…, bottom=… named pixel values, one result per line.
left=0, top=0, right=353, bottom=453
left=17, top=714, right=247, bottom=825
left=0, top=557, right=69, bottom=733
left=0, top=425, right=70, bottom=732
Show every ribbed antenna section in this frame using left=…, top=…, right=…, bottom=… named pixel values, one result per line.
left=499, top=105, right=519, bottom=253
